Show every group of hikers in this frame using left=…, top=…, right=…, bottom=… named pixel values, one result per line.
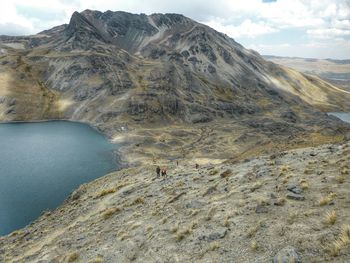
left=155, top=163, right=199, bottom=178
left=156, top=166, right=167, bottom=178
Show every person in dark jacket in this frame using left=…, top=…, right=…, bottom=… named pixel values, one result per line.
left=156, top=166, right=161, bottom=178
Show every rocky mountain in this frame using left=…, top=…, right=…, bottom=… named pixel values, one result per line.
left=0, top=9, right=349, bottom=130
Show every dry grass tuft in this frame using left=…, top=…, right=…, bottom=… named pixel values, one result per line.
left=88, top=257, right=103, bottom=263
left=206, top=207, right=216, bottom=221
left=191, top=221, right=199, bottom=229
left=146, top=225, right=153, bottom=233
left=209, top=241, right=220, bottom=251
left=120, top=234, right=129, bottom=241
left=250, top=240, right=258, bottom=251
left=175, top=180, right=185, bottom=187
left=250, top=182, right=262, bottom=192
left=327, top=224, right=350, bottom=256
left=299, top=179, right=309, bottom=190
left=324, top=210, right=337, bottom=225
left=247, top=222, right=262, bottom=238
left=102, top=207, right=121, bottom=220
left=287, top=211, right=299, bottom=225
left=304, top=168, right=313, bottom=175
left=97, top=187, right=116, bottom=198
left=66, top=252, right=79, bottom=262
left=170, top=224, right=179, bottom=233
left=256, top=197, right=269, bottom=206
left=220, top=169, right=232, bottom=178
left=319, top=193, right=336, bottom=206
left=280, top=165, right=289, bottom=173
left=223, top=216, right=230, bottom=227
left=131, top=197, right=145, bottom=206
left=340, top=167, right=349, bottom=175
left=209, top=169, right=219, bottom=176
left=176, top=228, right=192, bottom=241
left=335, top=175, right=345, bottom=184
left=274, top=197, right=286, bottom=206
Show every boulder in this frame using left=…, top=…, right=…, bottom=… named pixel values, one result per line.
left=272, top=246, right=301, bottom=263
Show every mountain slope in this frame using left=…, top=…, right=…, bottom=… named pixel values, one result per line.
left=1, top=140, right=350, bottom=262
left=0, top=10, right=349, bottom=128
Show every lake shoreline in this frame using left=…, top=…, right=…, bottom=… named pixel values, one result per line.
left=0, top=120, right=125, bottom=236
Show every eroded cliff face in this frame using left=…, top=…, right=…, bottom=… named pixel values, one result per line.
left=0, top=9, right=349, bottom=129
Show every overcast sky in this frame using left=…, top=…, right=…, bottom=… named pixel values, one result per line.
left=1, top=0, right=350, bottom=59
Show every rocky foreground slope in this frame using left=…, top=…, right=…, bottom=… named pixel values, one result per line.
left=1, top=140, right=350, bottom=262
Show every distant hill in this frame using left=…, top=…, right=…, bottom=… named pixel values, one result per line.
left=264, top=55, right=350, bottom=91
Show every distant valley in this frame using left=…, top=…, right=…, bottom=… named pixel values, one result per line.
left=264, top=55, right=350, bottom=91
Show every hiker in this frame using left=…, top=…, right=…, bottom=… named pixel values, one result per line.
left=156, top=166, right=161, bottom=178
left=195, top=163, right=199, bottom=169
left=161, top=168, right=167, bottom=178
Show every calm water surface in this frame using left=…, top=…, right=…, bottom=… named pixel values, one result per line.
left=328, top=112, right=350, bottom=123
left=0, top=121, right=118, bottom=236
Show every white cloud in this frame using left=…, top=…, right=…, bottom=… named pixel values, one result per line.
left=307, top=28, right=350, bottom=39
left=0, top=0, right=349, bottom=58
left=205, top=19, right=277, bottom=38
left=251, top=39, right=350, bottom=59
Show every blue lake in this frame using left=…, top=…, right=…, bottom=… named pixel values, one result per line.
left=0, top=121, right=118, bottom=236
left=328, top=112, right=350, bottom=123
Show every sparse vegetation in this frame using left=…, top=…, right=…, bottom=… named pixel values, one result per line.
left=130, top=197, right=145, bottom=206
left=88, top=257, right=103, bottom=263
left=250, top=240, right=258, bottom=251
left=304, top=168, right=313, bottom=175
left=176, top=228, right=192, bottom=241
left=340, top=167, right=349, bottom=175
left=209, top=241, right=220, bottom=251
left=324, top=210, right=337, bottom=225
left=287, top=211, right=299, bottom=225
left=170, top=224, right=179, bottom=233
left=220, top=169, right=232, bottom=178
left=247, top=222, right=262, bottom=238
left=223, top=216, right=230, bottom=227
left=101, top=207, right=121, bottom=220
left=336, top=175, right=345, bottom=184
left=250, top=182, right=262, bottom=192
left=206, top=207, right=216, bottom=221
left=327, top=224, right=350, bottom=256
left=319, top=193, right=336, bottom=206
left=299, top=179, right=309, bottom=190
left=280, top=165, right=289, bottom=173
left=209, top=169, right=219, bottom=175
left=97, top=187, right=116, bottom=197
left=66, top=252, right=79, bottom=262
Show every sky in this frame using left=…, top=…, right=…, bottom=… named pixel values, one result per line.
left=1, top=0, right=350, bottom=59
